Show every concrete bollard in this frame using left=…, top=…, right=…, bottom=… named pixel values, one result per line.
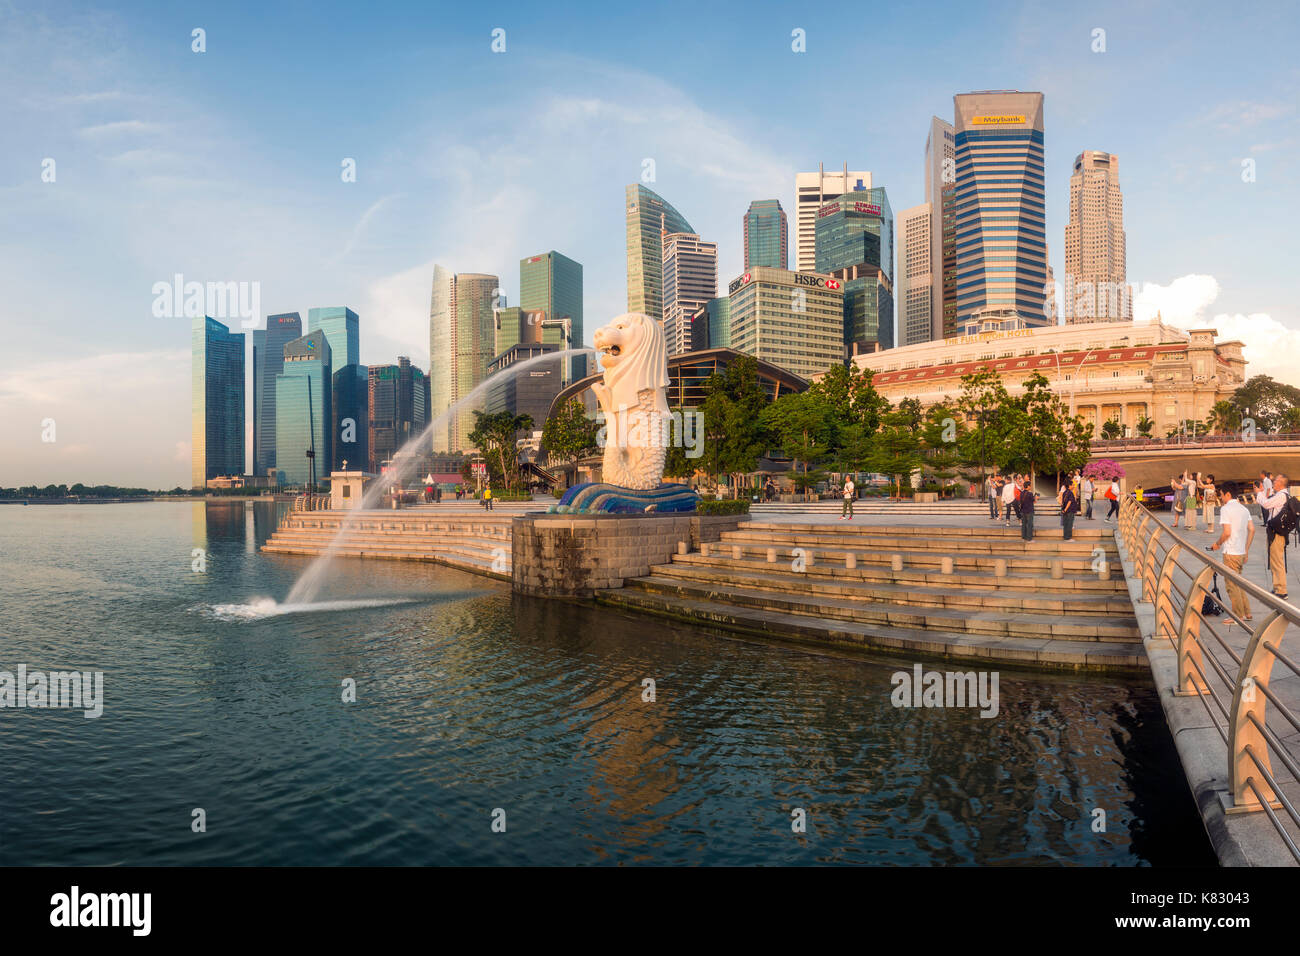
left=846, top=553, right=857, bottom=570
left=1098, top=564, right=1110, bottom=582
left=994, top=558, right=1007, bottom=577
left=941, top=556, right=953, bottom=576
left=677, top=541, right=687, bottom=556
left=767, top=548, right=777, bottom=563
left=1051, top=560, right=1064, bottom=580
left=806, top=549, right=815, bottom=567
left=701, top=542, right=710, bottom=557
left=732, top=545, right=742, bottom=560
left=891, top=554, right=903, bottom=572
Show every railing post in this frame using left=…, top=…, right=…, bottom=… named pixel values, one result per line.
left=1154, top=543, right=1182, bottom=643
left=1174, top=565, right=1212, bottom=697
left=1228, top=612, right=1289, bottom=812
left=1141, top=526, right=1161, bottom=603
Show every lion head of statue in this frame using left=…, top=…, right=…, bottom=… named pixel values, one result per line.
left=592, top=313, right=669, bottom=412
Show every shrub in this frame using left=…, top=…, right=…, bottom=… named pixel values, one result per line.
left=697, top=498, right=751, bottom=515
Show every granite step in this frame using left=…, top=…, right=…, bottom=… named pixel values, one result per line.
left=598, top=587, right=1146, bottom=671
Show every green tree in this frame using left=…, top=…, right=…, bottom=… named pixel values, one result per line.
left=869, top=405, right=925, bottom=497
left=696, top=355, right=770, bottom=497
left=1226, top=375, right=1300, bottom=432
left=761, top=391, right=833, bottom=496
left=468, top=410, right=534, bottom=491
left=1100, top=419, right=1122, bottom=440
left=1136, top=415, right=1154, bottom=438
left=541, top=398, right=599, bottom=471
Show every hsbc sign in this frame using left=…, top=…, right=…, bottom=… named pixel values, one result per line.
left=794, top=274, right=840, bottom=290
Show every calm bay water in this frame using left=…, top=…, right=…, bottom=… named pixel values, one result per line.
left=0, top=501, right=1212, bottom=866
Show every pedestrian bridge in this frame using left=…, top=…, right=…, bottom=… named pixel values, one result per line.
left=1091, top=434, right=1300, bottom=488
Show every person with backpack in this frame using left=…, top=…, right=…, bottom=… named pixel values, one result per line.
left=1059, top=480, right=1079, bottom=541
left=1103, top=478, right=1120, bottom=522
left=1258, top=473, right=1294, bottom=599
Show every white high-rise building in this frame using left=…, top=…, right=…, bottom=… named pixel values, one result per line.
left=794, top=165, right=871, bottom=272
left=1064, top=150, right=1130, bottom=323
left=661, top=231, right=718, bottom=356
left=924, top=116, right=956, bottom=339
left=897, top=204, right=933, bottom=347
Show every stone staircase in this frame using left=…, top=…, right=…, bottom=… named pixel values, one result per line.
left=598, top=520, right=1142, bottom=670
left=751, top=498, right=1061, bottom=516
left=261, top=511, right=515, bottom=578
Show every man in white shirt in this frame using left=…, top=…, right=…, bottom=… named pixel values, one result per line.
left=1257, top=473, right=1291, bottom=598
left=986, top=473, right=999, bottom=520
left=1000, top=474, right=1016, bottom=526
left=841, top=477, right=856, bottom=520
left=1212, top=483, right=1256, bottom=622
left=1081, top=476, right=1094, bottom=519
left=1259, top=471, right=1274, bottom=527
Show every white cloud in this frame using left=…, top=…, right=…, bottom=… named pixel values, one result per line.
left=1134, top=275, right=1300, bottom=388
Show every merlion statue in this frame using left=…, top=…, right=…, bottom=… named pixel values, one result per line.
left=548, top=313, right=698, bottom=514
left=591, top=313, right=670, bottom=490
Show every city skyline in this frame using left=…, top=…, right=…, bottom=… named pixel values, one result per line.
left=3, top=0, right=1297, bottom=485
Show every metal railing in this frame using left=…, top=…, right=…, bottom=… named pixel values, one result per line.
left=293, top=493, right=332, bottom=511
left=1117, top=493, right=1300, bottom=861
left=1094, top=432, right=1300, bottom=451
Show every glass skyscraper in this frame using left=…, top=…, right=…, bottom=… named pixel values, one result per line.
left=743, top=199, right=788, bottom=270
left=367, top=357, right=429, bottom=473
left=625, top=184, right=693, bottom=323
left=307, top=306, right=365, bottom=471
left=251, top=311, right=302, bottom=476
left=520, top=251, right=583, bottom=383
left=428, top=267, right=499, bottom=452
left=952, top=91, right=1048, bottom=328
left=275, top=330, right=331, bottom=488
left=815, top=188, right=895, bottom=355
left=191, top=315, right=245, bottom=488
left=307, top=307, right=359, bottom=367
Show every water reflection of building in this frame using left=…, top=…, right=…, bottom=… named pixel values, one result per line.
left=851, top=319, right=1245, bottom=438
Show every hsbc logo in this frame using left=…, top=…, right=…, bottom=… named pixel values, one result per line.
left=826, top=278, right=841, bottom=290
left=794, top=274, right=839, bottom=289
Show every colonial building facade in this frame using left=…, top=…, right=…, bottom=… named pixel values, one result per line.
left=850, top=319, right=1246, bottom=438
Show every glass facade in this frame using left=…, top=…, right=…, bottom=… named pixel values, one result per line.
left=520, top=251, right=583, bottom=383
left=727, top=267, right=845, bottom=381
left=367, top=357, right=430, bottom=472
left=953, top=92, right=1048, bottom=328
left=307, top=307, right=359, bottom=367
left=813, top=187, right=894, bottom=282
left=275, top=330, right=331, bottom=488
left=625, top=184, right=693, bottom=322
left=191, top=315, right=246, bottom=488
left=252, top=312, right=302, bottom=475
left=428, top=269, right=499, bottom=452
left=743, top=199, right=788, bottom=270
left=331, top=363, right=368, bottom=471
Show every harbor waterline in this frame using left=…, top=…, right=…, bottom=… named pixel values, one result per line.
left=0, top=501, right=1212, bottom=865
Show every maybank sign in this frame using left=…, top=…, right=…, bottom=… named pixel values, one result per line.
left=971, top=114, right=1026, bottom=126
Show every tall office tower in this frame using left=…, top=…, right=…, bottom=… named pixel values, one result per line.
left=274, top=330, right=332, bottom=488
left=689, top=297, right=732, bottom=350
left=520, top=251, right=583, bottom=382
left=1064, top=150, right=1130, bottom=323
left=307, top=307, right=359, bottom=367
left=727, top=267, right=845, bottom=380
left=626, top=184, right=694, bottom=322
left=743, top=199, right=788, bottom=269
left=815, top=188, right=895, bottom=355
left=923, top=116, right=957, bottom=339
left=953, top=91, right=1048, bottom=329
left=191, top=316, right=246, bottom=487
left=251, top=312, right=301, bottom=476
left=794, top=165, right=872, bottom=272
left=367, top=357, right=430, bottom=473
left=897, top=204, right=934, bottom=347
left=661, top=231, right=718, bottom=356
left=494, top=306, right=547, bottom=355
left=428, top=268, right=499, bottom=452
left=306, top=306, right=365, bottom=469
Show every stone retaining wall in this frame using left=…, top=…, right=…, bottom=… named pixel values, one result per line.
left=512, top=513, right=748, bottom=597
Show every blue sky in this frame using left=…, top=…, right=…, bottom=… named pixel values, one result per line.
left=1, top=0, right=1297, bottom=485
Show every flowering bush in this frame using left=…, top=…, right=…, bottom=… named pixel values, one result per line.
left=1083, top=459, right=1126, bottom=481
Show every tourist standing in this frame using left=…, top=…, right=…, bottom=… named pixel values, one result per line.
left=1212, top=483, right=1255, bottom=622
left=1259, top=471, right=1274, bottom=527
left=1257, top=474, right=1291, bottom=599
left=1185, top=470, right=1199, bottom=532
left=1081, top=475, right=1094, bottom=519
left=987, top=473, right=999, bottom=519
left=1000, top=474, right=1015, bottom=527
left=1020, top=478, right=1036, bottom=541
left=1059, top=481, right=1079, bottom=541
left=1199, top=473, right=1217, bottom=533
left=483, top=487, right=494, bottom=511
left=1171, top=473, right=1188, bottom=529
left=841, top=476, right=856, bottom=521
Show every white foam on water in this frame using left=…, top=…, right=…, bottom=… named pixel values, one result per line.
left=207, top=596, right=416, bottom=621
